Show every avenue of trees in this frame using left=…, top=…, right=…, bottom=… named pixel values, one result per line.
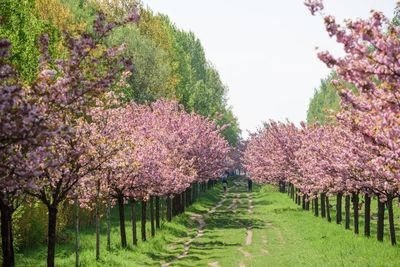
left=244, top=0, right=400, bottom=247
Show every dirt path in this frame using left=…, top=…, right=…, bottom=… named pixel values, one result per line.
left=161, top=188, right=229, bottom=267
left=163, top=176, right=284, bottom=267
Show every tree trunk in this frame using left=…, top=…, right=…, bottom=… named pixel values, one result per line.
left=161, top=197, right=165, bottom=222
left=377, top=199, right=385, bottom=242
left=181, top=192, right=185, bottom=214
left=172, top=196, right=176, bottom=216
left=0, top=201, right=14, bottom=267
left=305, top=196, right=310, bottom=211
left=75, top=197, right=79, bottom=267
left=352, top=192, right=359, bottom=234
left=172, top=195, right=177, bottom=216
left=141, top=200, right=146, bottom=241
left=186, top=188, right=190, bottom=207
left=287, top=183, right=291, bottom=196
left=166, top=197, right=172, bottom=222
left=150, top=196, right=155, bottom=237
left=321, top=193, right=326, bottom=218
left=297, top=192, right=301, bottom=206
left=107, top=197, right=111, bottom=251
left=292, top=185, right=295, bottom=200
left=155, top=196, right=160, bottom=229
left=345, top=195, right=350, bottom=230
left=117, top=195, right=127, bottom=248
left=326, top=196, right=331, bottom=222
left=47, top=204, right=58, bottom=267
left=364, top=195, right=370, bottom=237
left=295, top=189, right=298, bottom=204
left=302, top=196, right=305, bottom=210
left=387, top=197, right=396, bottom=245
left=96, top=188, right=100, bottom=261
left=336, top=193, right=342, bottom=224
left=314, top=197, right=319, bottom=217
left=131, top=198, right=137, bottom=246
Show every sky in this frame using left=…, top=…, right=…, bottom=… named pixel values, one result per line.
left=143, top=0, right=397, bottom=138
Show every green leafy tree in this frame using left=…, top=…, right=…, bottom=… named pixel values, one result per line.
left=0, top=0, right=61, bottom=83
left=307, top=72, right=341, bottom=124
left=108, top=25, right=172, bottom=103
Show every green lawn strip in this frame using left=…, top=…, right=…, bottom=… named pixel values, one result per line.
left=246, top=185, right=400, bottom=267
left=15, top=183, right=226, bottom=267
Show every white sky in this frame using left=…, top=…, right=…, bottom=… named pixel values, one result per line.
left=143, top=0, right=397, bottom=138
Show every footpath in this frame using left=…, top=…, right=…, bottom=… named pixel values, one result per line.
left=161, top=176, right=285, bottom=267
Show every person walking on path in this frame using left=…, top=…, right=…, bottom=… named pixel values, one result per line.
left=222, top=171, right=229, bottom=192
left=248, top=178, right=253, bottom=192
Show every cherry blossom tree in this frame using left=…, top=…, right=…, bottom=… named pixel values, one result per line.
left=305, top=0, right=400, bottom=245
left=22, top=11, right=139, bottom=267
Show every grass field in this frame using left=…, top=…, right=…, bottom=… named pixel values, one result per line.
left=15, top=177, right=400, bottom=266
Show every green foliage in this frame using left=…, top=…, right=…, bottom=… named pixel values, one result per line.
left=307, top=72, right=359, bottom=125
left=60, top=0, right=98, bottom=32
left=8, top=200, right=96, bottom=252
left=0, top=0, right=61, bottom=83
left=306, top=72, right=341, bottom=125
left=393, top=4, right=400, bottom=26
left=108, top=25, right=173, bottom=103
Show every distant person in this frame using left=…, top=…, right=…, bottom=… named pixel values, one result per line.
left=222, top=171, right=229, bottom=192
left=248, top=178, right=253, bottom=192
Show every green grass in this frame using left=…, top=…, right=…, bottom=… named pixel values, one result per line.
left=15, top=183, right=225, bottom=267
left=15, top=177, right=400, bottom=266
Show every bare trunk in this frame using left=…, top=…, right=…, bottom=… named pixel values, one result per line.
left=106, top=197, right=111, bottom=251
left=326, top=196, right=331, bottom=222
left=364, top=195, right=371, bottom=237
left=96, top=185, right=100, bottom=261
left=321, top=193, right=326, bottom=218
left=0, top=201, right=14, bottom=267
left=131, top=198, right=137, bottom=246
left=181, top=192, right=185, bottom=214
left=336, top=193, right=342, bottom=224
left=166, top=197, right=171, bottom=222
left=345, top=195, right=350, bottom=230
left=47, top=204, right=58, bottom=267
left=150, top=196, right=155, bottom=237
left=352, top=192, right=359, bottom=234
left=141, top=200, right=146, bottom=241
left=155, top=196, right=160, bottom=229
left=314, top=197, right=318, bottom=217
left=117, top=195, right=127, bottom=248
left=186, top=188, right=190, bottom=208
left=75, top=197, right=79, bottom=267
left=387, top=197, right=396, bottom=245
left=377, top=199, right=385, bottom=242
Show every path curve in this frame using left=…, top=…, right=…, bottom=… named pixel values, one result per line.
left=161, top=188, right=229, bottom=267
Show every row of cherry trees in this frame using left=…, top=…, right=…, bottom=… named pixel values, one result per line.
left=0, top=11, right=231, bottom=267
left=244, top=0, right=400, bottom=247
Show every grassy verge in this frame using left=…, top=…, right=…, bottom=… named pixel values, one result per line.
left=15, top=182, right=227, bottom=267
left=246, top=185, right=400, bottom=267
